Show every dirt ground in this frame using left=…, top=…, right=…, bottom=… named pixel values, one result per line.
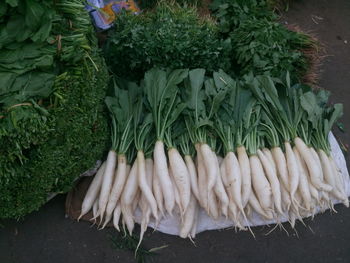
left=1, top=0, right=350, bottom=262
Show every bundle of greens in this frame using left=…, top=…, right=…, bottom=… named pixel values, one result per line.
left=210, top=0, right=317, bottom=82
left=79, top=67, right=347, bottom=242
left=0, top=0, right=109, bottom=219
left=230, top=19, right=315, bottom=79
left=210, top=0, right=276, bottom=34
left=137, top=0, right=200, bottom=10
left=104, top=1, right=230, bottom=80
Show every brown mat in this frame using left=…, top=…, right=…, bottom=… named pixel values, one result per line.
left=65, top=176, right=98, bottom=223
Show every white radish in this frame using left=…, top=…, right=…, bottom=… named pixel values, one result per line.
left=145, top=158, right=154, bottom=194
left=208, top=190, right=219, bottom=219
left=288, top=210, right=297, bottom=229
left=136, top=196, right=151, bottom=252
left=180, top=194, right=197, bottom=238
left=308, top=179, right=319, bottom=204
left=113, top=202, right=122, bottom=231
left=293, top=147, right=312, bottom=211
left=98, top=150, right=117, bottom=222
left=228, top=198, right=239, bottom=223
left=196, top=144, right=208, bottom=209
left=249, top=154, right=273, bottom=213
left=136, top=203, right=151, bottom=252
left=225, top=152, right=244, bottom=213
left=214, top=169, right=229, bottom=218
left=280, top=182, right=291, bottom=212
left=310, top=147, right=329, bottom=194
left=153, top=168, right=164, bottom=218
left=79, top=162, right=106, bottom=221
left=245, top=204, right=252, bottom=218
left=319, top=150, right=336, bottom=188
left=168, top=148, right=191, bottom=214
left=237, top=146, right=252, bottom=208
left=201, top=143, right=218, bottom=194
left=257, top=149, right=283, bottom=215
left=132, top=189, right=141, bottom=213
left=214, top=153, right=229, bottom=217
left=101, top=211, right=112, bottom=229
left=220, top=157, right=228, bottom=187
left=299, top=151, right=319, bottom=204
left=221, top=159, right=242, bottom=222
left=285, top=142, right=300, bottom=205
left=190, top=204, right=198, bottom=239
left=125, top=164, right=131, bottom=178
left=271, top=147, right=290, bottom=191
left=248, top=190, right=272, bottom=220
left=121, top=162, right=139, bottom=206
left=294, top=137, right=332, bottom=192
left=104, top=154, right=128, bottom=226
left=137, top=151, right=158, bottom=220
left=154, top=140, right=175, bottom=215
left=262, top=148, right=276, bottom=173
left=309, top=148, right=333, bottom=209
left=319, top=150, right=345, bottom=203
left=121, top=161, right=139, bottom=235
left=263, top=148, right=287, bottom=212
left=170, top=168, right=181, bottom=211
left=92, top=197, right=99, bottom=223
left=184, top=155, right=200, bottom=201
left=136, top=159, right=154, bottom=253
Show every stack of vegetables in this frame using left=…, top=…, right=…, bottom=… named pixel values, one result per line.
left=104, top=2, right=230, bottom=80
left=0, top=0, right=109, bottom=219
left=105, top=0, right=317, bottom=82
left=210, top=0, right=317, bottom=83
left=79, top=67, right=348, bottom=246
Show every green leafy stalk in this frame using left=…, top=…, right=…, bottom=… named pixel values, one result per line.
left=182, top=69, right=229, bottom=147
left=214, top=70, right=254, bottom=154
left=105, top=77, right=139, bottom=153
left=300, top=89, right=343, bottom=154
left=133, top=93, right=155, bottom=156
left=144, top=68, right=188, bottom=141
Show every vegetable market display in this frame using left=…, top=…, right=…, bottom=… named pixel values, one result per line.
left=0, top=0, right=109, bottom=219
left=79, top=67, right=348, bottom=247
left=1, top=0, right=348, bottom=250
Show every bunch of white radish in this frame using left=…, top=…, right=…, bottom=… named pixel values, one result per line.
left=78, top=69, right=348, bottom=244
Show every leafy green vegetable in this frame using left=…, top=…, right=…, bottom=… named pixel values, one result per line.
left=300, top=90, right=343, bottom=153
left=214, top=70, right=254, bottom=153
left=230, top=19, right=314, bottom=80
left=210, top=0, right=317, bottom=82
left=144, top=68, right=188, bottom=141
left=137, top=0, right=200, bottom=10
left=0, top=0, right=109, bottom=219
left=210, top=0, right=275, bottom=34
left=182, top=68, right=229, bottom=147
left=105, top=77, right=140, bottom=154
left=104, top=2, right=230, bottom=80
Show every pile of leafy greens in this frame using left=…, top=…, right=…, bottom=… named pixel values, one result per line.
left=104, top=1, right=230, bottom=80
left=136, top=0, right=200, bottom=9
left=0, top=0, right=109, bottom=219
left=210, top=0, right=316, bottom=81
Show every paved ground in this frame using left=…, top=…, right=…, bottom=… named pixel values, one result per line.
left=1, top=0, right=350, bottom=262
